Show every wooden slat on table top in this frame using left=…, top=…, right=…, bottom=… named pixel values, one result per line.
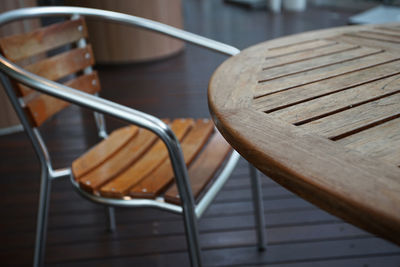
left=362, top=28, right=400, bottom=38
left=268, top=74, right=400, bottom=125
left=253, top=60, right=400, bottom=112
left=299, top=93, right=400, bottom=140
left=258, top=46, right=379, bottom=82
left=255, top=50, right=395, bottom=98
left=262, top=42, right=357, bottom=70
left=264, top=39, right=335, bottom=58
left=345, top=31, right=400, bottom=44
left=337, top=117, right=400, bottom=167
left=375, top=26, right=400, bottom=33
left=331, top=34, right=400, bottom=54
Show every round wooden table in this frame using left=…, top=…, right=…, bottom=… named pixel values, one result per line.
left=208, top=23, right=400, bottom=245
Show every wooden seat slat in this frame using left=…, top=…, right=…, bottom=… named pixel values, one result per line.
left=0, top=18, right=88, bottom=62
left=262, top=42, right=357, bottom=70
left=26, top=72, right=101, bottom=126
left=77, top=127, right=160, bottom=193
left=253, top=60, right=400, bottom=112
left=300, top=93, right=400, bottom=140
left=99, top=119, right=194, bottom=198
left=164, top=131, right=231, bottom=205
left=72, top=125, right=139, bottom=179
left=254, top=51, right=397, bottom=98
left=337, top=117, right=400, bottom=167
left=259, top=46, right=379, bottom=82
left=268, top=74, right=400, bottom=125
left=129, top=119, right=214, bottom=199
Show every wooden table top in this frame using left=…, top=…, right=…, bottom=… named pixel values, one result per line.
left=208, top=23, right=400, bottom=245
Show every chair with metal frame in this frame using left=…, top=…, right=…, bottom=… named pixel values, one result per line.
left=0, top=6, right=267, bottom=267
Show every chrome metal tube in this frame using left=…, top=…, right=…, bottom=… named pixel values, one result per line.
left=0, top=7, right=240, bottom=56
left=249, top=164, right=267, bottom=251
left=33, top=166, right=51, bottom=267
left=71, top=14, right=108, bottom=139
left=70, top=176, right=183, bottom=213
left=105, top=207, right=116, bottom=232
left=196, top=150, right=240, bottom=218
left=32, top=128, right=55, bottom=174
left=0, top=74, right=54, bottom=267
left=49, top=168, right=71, bottom=180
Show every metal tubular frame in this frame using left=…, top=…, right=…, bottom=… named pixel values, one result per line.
left=0, top=6, right=264, bottom=267
left=72, top=13, right=114, bottom=230
left=0, top=73, right=52, bottom=267
left=249, top=164, right=267, bottom=251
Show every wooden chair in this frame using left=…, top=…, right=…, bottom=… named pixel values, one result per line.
left=0, top=7, right=266, bottom=267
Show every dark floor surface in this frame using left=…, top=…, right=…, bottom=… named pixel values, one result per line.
left=1, top=0, right=400, bottom=266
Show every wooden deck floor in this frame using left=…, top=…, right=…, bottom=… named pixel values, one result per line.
left=1, top=1, right=400, bottom=266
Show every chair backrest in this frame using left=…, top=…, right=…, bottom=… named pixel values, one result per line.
left=0, top=17, right=101, bottom=127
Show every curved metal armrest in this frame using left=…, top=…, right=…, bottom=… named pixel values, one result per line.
left=0, top=6, right=240, bottom=56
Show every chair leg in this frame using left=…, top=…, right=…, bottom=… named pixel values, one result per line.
left=249, top=163, right=267, bottom=251
left=94, top=111, right=107, bottom=139
left=33, top=168, right=51, bottom=267
left=105, top=207, right=116, bottom=232
left=182, top=205, right=202, bottom=267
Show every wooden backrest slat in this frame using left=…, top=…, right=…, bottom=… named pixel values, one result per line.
left=164, top=131, right=231, bottom=205
left=24, top=45, right=94, bottom=82
left=0, top=18, right=99, bottom=126
left=99, top=119, right=195, bottom=198
left=129, top=119, right=214, bottom=199
left=25, top=72, right=101, bottom=126
left=17, top=45, right=94, bottom=98
left=0, top=18, right=88, bottom=62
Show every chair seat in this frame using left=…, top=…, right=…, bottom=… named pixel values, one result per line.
left=72, top=118, right=232, bottom=204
